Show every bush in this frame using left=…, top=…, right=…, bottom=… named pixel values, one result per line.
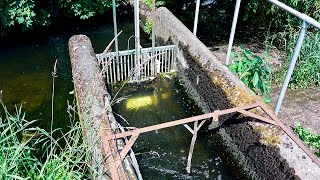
left=228, top=48, right=272, bottom=102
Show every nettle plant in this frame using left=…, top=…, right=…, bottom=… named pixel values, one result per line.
left=229, top=48, right=272, bottom=102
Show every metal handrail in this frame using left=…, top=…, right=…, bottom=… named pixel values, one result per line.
left=225, top=0, right=320, bottom=114
left=268, top=0, right=320, bottom=29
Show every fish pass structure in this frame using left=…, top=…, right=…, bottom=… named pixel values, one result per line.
left=69, top=0, right=320, bottom=179
left=96, top=0, right=177, bottom=84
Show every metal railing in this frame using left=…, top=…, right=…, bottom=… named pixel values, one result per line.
left=97, top=45, right=177, bottom=84
left=103, top=102, right=320, bottom=172
left=225, top=0, right=320, bottom=114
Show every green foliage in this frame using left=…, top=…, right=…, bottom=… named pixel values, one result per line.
left=0, top=0, right=37, bottom=31
left=244, top=0, right=320, bottom=31
left=229, top=48, right=271, bottom=102
left=58, top=0, right=112, bottom=20
left=0, top=0, right=114, bottom=33
left=270, top=32, right=320, bottom=88
left=143, top=18, right=152, bottom=35
left=143, top=0, right=165, bottom=9
left=295, top=123, right=320, bottom=157
left=0, top=103, right=94, bottom=179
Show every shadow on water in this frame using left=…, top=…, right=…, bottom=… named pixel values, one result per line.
left=110, top=76, right=242, bottom=179
left=0, top=17, right=146, bottom=134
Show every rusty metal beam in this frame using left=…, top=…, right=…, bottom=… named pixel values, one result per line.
left=238, top=109, right=278, bottom=126
left=258, top=103, right=320, bottom=168
left=104, top=102, right=320, bottom=173
left=104, top=103, right=261, bottom=141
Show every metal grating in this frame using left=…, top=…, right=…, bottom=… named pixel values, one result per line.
left=96, top=45, right=177, bottom=84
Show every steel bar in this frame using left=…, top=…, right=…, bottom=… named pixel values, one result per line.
left=186, top=121, right=198, bottom=173
left=104, top=103, right=261, bottom=140
left=112, top=0, right=120, bottom=82
left=193, top=0, right=201, bottom=35
left=268, top=0, right=320, bottom=29
left=274, top=21, right=308, bottom=114
left=134, top=0, right=141, bottom=80
left=197, top=120, right=207, bottom=131
left=104, top=102, right=320, bottom=173
left=124, top=55, right=127, bottom=79
left=120, top=133, right=140, bottom=159
left=259, top=103, right=320, bottom=168
left=183, top=124, right=194, bottom=134
left=226, top=0, right=241, bottom=65
left=152, top=0, right=156, bottom=76
left=238, top=110, right=278, bottom=126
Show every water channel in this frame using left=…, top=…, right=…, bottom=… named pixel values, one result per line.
left=1, top=17, right=245, bottom=179
left=110, top=77, right=243, bottom=179
left=0, top=18, right=144, bottom=132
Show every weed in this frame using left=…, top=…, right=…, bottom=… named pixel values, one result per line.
left=294, top=123, right=320, bottom=157
left=271, top=32, right=320, bottom=88
left=143, top=18, right=152, bottom=35
left=0, top=102, right=94, bottom=179
left=143, top=0, right=165, bottom=9
left=228, top=48, right=272, bottom=102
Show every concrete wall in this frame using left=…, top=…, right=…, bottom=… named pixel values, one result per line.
left=147, top=6, right=319, bottom=179
left=68, top=35, right=141, bottom=180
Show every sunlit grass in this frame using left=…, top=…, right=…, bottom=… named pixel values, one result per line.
left=0, top=102, right=94, bottom=179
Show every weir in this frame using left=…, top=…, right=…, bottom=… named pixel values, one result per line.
left=68, top=1, right=320, bottom=179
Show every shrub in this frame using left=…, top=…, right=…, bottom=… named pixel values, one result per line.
left=229, top=48, right=271, bottom=102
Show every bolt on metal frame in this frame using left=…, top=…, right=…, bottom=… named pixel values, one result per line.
left=103, top=102, right=320, bottom=176
left=224, top=0, right=320, bottom=114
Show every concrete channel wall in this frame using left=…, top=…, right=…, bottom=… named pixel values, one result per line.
left=68, top=35, right=141, bottom=180
left=144, top=6, right=320, bottom=179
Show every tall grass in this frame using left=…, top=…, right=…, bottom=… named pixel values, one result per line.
left=266, top=30, right=320, bottom=89
left=0, top=102, right=94, bottom=179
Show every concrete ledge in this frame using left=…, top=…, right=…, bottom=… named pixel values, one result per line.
left=68, top=35, right=127, bottom=179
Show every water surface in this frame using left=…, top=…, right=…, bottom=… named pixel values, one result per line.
left=0, top=18, right=143, bottom=131
left=111, top=76, right=242, bottom=179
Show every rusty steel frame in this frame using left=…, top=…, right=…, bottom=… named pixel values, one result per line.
left=103, top=102, right=320, bottom=177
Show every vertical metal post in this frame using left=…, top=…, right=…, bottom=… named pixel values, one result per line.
left=186, top=121, right=198, bottom=173
left=274, top=21, right=308, bottom=114
left=152, top=0, right=156, bottom=76
left=226, top=0, right=242, bottom=65
left=193, top=0, right=201, bottom=35
left=112, top=0, right=120, bottom=81
left=134, top=0, right=141, bottom=80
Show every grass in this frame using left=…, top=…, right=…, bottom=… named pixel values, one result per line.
left=265, top=30, right=320, bottom=89
left=0, top=102, right=94, bottom=179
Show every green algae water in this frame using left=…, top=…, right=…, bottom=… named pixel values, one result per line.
left=111, top=76, right=242, bottom=179
left=0, top=18, right=142, bottom=132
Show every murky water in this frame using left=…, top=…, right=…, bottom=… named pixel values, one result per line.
left=0, top=18, right=145, bottom=132
left=111, top=76, right=241, bottom=179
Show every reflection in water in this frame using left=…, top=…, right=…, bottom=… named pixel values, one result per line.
left=0, top=18, right=142, bottom=132
left=111, top=76, right=242, bottom=179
